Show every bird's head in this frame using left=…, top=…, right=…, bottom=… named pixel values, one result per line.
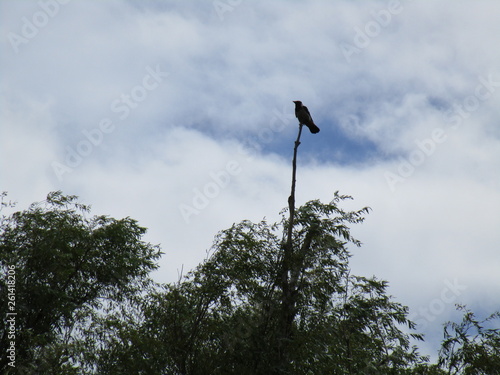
left=293, top=100, right=302, bottom=105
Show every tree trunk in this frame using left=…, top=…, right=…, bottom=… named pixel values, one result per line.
left=276, top=123, right=303, bottom=373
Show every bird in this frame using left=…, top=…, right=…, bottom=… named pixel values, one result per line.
left=293, top=101, right=320, bottom=134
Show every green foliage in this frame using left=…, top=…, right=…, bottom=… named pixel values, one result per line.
left=1, top=191, right=499, bottom=374
left=0, top=191, right=161, bottom=373
left=438, top=305, right=500, bottom=374
left=92, top=192, right=428, bottom=374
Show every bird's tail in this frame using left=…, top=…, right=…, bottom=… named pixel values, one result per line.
left=306, top=123, right=320, bottom=134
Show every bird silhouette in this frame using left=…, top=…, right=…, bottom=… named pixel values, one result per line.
left=293, top=101, right=320, bottom=134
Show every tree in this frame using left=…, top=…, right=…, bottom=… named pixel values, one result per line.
left=0, top=191, right=161, bottom=374
left=76, top=123, right=428, bottom=374
left=437, top=305, right=500, bottom=374
left=91, top=193, right=428, bottom=374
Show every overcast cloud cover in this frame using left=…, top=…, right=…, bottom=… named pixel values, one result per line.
left=1, top=0, right=500, bottom=358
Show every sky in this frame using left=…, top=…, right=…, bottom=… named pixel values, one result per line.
left=1, top=0, right=500, bottom=360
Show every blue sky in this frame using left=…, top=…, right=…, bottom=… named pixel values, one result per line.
left=1, top=0, right=500, bottom=360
